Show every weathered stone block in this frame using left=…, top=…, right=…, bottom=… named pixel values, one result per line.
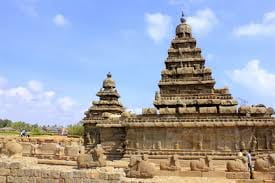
left=60, top=171, right=73, bottom=178
left=108, top=173, right=121, bottom=180
left=87, top=171, right=99, bottom=179
left=65, top=146, right=80, bottom=156
left=64, top=178, right=82, bottom=183
left=34, top=169, right=42, bottom=177
left=199, top=107, right=217, bottom=113
left=201, top=171, right=225, bottom=177
left=41, top=170, right=51, bottom=178
left=6, top=176, right=14, bottom=183
left=179, top=171, right=202, bottom=177
left=49, top=170, right=60, bottom=179
left=219, top=106, right=237, bottom=114
left=98, top=171, right=109, bottom=180
left=0, top=168, right=10, bottom=176
left=37, top=143, right=58, bottom=155
left=9, top=162, right=23, bottom=169
left=253, top=171, right=275, bottom=181
left=0, top=176, right=6, bottom=183
left=142, top=108, right=157, bottom=115
left=225, top=172, right=250, bottom=179
left=41, top=178, right=59, bottom=183
left=72, top=171, right=88, bottom=178
left=0, top=162, right=8, bottom=168
left=159, top=108, right=176, bottom=114
left=12, top=169, right=24, bottom=177
left=178, top=107, right=196, bottom=114
left=35, top=177, right=42, bottom=183
left=24, top=168, right=35, bottom=177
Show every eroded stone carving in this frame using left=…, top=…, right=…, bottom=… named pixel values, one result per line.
left=126, top=154, right=156, bottom=178
left=5, top=140, right=23, bottom=158
left=142, top=108, right=157, bottom=115
left=254, top=154, right=275, bottom=172
left=160, top=155, right=181, bottom=171
left=190, top=156, right=213, bottom=171
left=77, top=144, right=106, bottom=168
left=226, top=157, right=248, bottom=172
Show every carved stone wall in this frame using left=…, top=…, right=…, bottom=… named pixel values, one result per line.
left=125, top=126, right=275, bottom=157
left=99, top=127, right=126, bottom=160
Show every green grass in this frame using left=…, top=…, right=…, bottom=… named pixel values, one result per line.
left=0, top=131, right=19, bottom=136
left=0, top=131, right=55, bottom=136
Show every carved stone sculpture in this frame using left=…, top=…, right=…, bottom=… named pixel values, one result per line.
left=190, top=156, right=213, bottom=171
left=5, top=140, right=23, bottom=158
left=127, top=154, right=156, bottom=178
left=254, top=156, right=270, bottom=172
left=254, top=154, right=275, bottom=172
left=250, top=136, right=257, bottom=151
left=31, top=143, right=39, bottom=155
left=142, top=108, right=157, bottom=115
left=160, top=155, right=181, bottom=171
left=226, top=157, right=248, bottom=172
left=93, top=144, right=106, bottom=167
left=77, top=154, right=93, bottom=169
left=77, top=144, right=106, bottom=169
left=159, top=107, right=176, bottom=115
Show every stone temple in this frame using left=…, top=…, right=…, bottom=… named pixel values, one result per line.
left=81, top=14, right=275, bottom=180
left=83, top=14, right=275, bottom=159
left=1, top=13, right=275, bottom=183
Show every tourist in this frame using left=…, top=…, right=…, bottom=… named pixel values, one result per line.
left=246, top=150, right=253, bottom=179
left=238, top=149, right=244, bottom=157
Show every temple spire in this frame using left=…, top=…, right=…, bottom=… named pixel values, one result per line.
left=84, top=73, right=124, bottom=119
left=180, top=11, right=186, bottom=23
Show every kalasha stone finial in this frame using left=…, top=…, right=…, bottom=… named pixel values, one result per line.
left=180, top=11, right=186, bottom=23
left=107, top=72, right=112, bottom=78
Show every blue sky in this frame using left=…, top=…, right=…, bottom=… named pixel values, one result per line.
left=0, top=0, right=275, bottom=125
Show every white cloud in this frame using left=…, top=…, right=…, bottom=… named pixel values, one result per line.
left=57, top=96, right=75, bottom=111
left=0, top=76, right=7, bottom=88
left=18, top=0, right=39, bottom=17
left=230, top=59, right=275, bottom=96
left=28, top=80, right=43, bottom=92
left=233, top=11, right=275, bottom=37
left=145, top=13, right=172, bottom=42
left=53, top=14, right=71, bottom=27
left=0, top=77, right=82, bottom=125
left=186, top=8, right=218, bottom=35
left=6, top=87, right=33, bottom=102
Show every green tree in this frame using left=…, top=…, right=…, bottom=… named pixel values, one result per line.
left=67, top=123, right=84, bottom=137
left=11, top=121, right=32, bottom=131
left=30, top=127, right=44, bottom=135
left=0, top=119, right=12, bottom=128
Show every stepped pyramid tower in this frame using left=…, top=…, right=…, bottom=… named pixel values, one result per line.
left=154, top=14, right=238, bottom=115
left=83, top=13, right=275, bottom=161
left=84, top=72, right=124, bottom=119
left=83, top=73, right=125, bottom=150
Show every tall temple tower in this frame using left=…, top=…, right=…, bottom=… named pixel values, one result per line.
left=154, top=14, right=238, bottom=115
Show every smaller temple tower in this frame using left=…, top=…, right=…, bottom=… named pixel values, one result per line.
left=84, top=72, right=124, bottom=119
left=83, top=73, right=125, bottom=150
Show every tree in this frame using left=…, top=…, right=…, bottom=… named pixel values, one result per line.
left=11, top=121, right=32, bottom=131
left=67, top=123, right=84, bottom=137
left=0, top=119, right=12, bottom=128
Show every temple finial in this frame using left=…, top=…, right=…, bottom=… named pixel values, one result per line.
left=107, top=72, right=112, bottom=78
left=180, top=11, right=186, bottom=23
